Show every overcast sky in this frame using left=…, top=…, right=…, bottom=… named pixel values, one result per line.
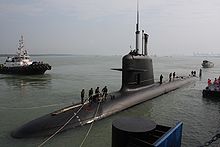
left=0, top=0, right=220, bottom=56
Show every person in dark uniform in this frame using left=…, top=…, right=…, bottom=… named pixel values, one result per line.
left=191, top=71, right=194, bottom=76
left=173, top=72, right=176, bottom=80
left=94, top=87, right=100, bottom=102
left=199, top=69, right=202, bottom=78
left=81, top=89, right=85, bottom=104
left=159, top=74, right=163, bottom=85
left=88, top=88, right=93, bottom=103
left=95, top=87, right=100, bottom=95
left=169, top=73, right=172, bottom=82
left=194, top=71, right=196, bottom=76
left=102, top=86, right=108, bottom=101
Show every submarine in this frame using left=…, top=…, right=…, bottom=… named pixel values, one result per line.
left=11, top=6, right=196, bottom=139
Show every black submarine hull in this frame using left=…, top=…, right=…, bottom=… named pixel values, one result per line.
left=0, top=63, right=51, bottom=75
left=11, top=76, right=195, bottom=138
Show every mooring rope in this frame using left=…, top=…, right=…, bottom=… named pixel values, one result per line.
left=38, top=100, right=87, bottom=147
left=79, top=101, right=101, bottom=147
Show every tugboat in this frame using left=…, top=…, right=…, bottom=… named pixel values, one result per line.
left=203, top=84, right=220, bottom=98
left=201, top=60, right=214, bottom=68
left=0, top=36, right=51, bottom=75
left=203, top=78, right=220, bottom=98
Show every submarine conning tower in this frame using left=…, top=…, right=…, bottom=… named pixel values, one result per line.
left=121, top=51, right=154, bottom=91
left=120, top=2, right=154, bottom=91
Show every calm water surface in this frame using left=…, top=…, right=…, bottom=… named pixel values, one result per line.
left=0, top=55, right=220, bottom=147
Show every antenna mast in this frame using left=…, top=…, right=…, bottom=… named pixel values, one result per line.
left=135, top=0, right=140, bottom=53
left=17, top=35, right=27, bottom=56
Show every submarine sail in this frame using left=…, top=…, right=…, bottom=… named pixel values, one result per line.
left=120, top=2, right=154, bottom=91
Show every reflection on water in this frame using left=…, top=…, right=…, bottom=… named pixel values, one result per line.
left=0, top=74, right=52, bottom=89
left=202, top=96, right=220, bottom=105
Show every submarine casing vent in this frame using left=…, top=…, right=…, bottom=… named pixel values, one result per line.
left=121, top=54, right=154, bottom=91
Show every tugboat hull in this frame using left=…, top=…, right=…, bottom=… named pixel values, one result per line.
left=201, top=60, right=214, bottom=68
left=0, top=63, right=51, bottom=75
left=202, top=84, right=220, bottom=98
left=0, top=36, right=52, bottom=75
left=203, top=90, right=220, bottom=98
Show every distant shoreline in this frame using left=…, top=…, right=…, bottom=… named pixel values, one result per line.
left=0, top=54, right=75, bottom=57
left=0, top=54, right=122, bottom=57
left=2, top=54, right=219, bottom=57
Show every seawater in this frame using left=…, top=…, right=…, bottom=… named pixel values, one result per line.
left=0, top=55, right=220, bottom=147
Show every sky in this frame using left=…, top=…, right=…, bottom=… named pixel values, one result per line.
left=0, top=0, right=220, bottom=56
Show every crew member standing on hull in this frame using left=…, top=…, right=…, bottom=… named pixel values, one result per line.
left=159, top=74, right=163, bottom=85
left=88, top=88, right=93, bottom=103
left=169, top=73, right=172, bottom=82
left=194, top=71, right=196, bottom=76
left=95, top=87, right=100, bottom=102
left=173, top=72, right=176, bottom=80
left=102, top=86, right=108, bottom=101
left=191, top=71, right=194, bottom=76
left=81, top=89, right=85, bottom=104
left=199, top=69, right=202, bottom=78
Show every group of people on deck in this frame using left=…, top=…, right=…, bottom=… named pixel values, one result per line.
left=157, top=68, right=203, bottom=85
left=159, top=72, right=176, bottom=85
left=169, top=72, right=176, bottom=82
left=80, top=86, right=108, bottom=104
left=191, top=71, right=197, bottom=77
left=208, top=77, right=220, bottom=86
left=191, top=69, right=202, bottom=78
